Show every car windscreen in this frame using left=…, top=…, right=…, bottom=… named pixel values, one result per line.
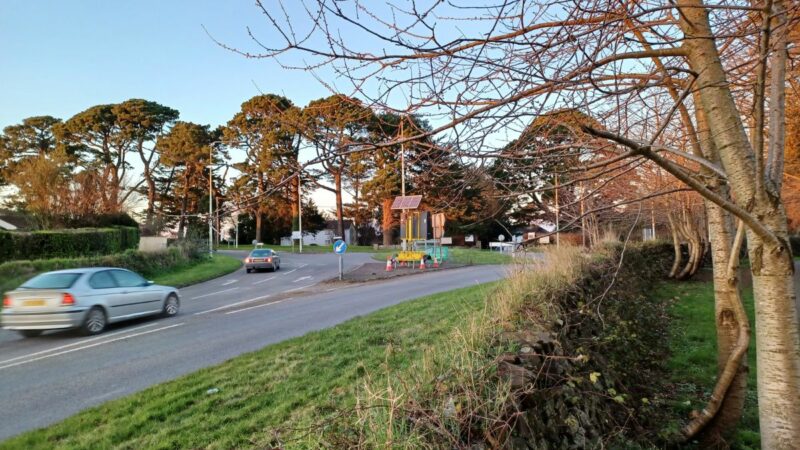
left=251, top=250, right=272, bottom=257
left=20, top=273, right=82, bottom=289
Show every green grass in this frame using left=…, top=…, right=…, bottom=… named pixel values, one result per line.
left=2, top=282, right=499, bottom=449
left=224, top=243, right=514, bottom=264
left=658, top=278, right=759, bottom=449
left=150, top=255, right=242, bottom=287
left=219, top=244, right=379, bottom=254
left=371, top=247, right=515, bottom=264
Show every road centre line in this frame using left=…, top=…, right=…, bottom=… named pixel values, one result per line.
left=285, top=284, right=313, bottom=293
left=221, top=279, right=238, bottom=286
left=292, top=276, right=312, bottom=283
left=225, top=300, right=285, bottom=315
left=252, top=276, right=276, bottom=285
left=193, top=294, right=272, bottom=315
left=282, top=269, right=298, bottom=275
left=191, top=287, right=238, bottom=300
left=0, top=323, right=159, bottom=366
left=0, top=323, right=185, bottom=371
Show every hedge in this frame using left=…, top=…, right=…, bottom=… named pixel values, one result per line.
left=328, top=241, right=676, bottom=448
left=0, top=227, right=140, bottom=263
left=0, top=241, right=204, bottom=296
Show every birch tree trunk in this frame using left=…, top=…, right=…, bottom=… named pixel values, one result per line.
left=679, top=2, right=800, bottom=446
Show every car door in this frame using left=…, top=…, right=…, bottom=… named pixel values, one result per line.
left=87, top=270, right=127, bottom=320
left=109, top=270, right=161, bottom=318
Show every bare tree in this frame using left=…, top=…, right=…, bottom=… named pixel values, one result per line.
left=233, top=1, right=800, bottom=446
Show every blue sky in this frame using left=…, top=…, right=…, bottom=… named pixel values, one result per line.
left=0, top=0, right=333, bottom=129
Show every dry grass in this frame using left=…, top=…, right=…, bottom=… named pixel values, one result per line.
left=344, top=246, right=585, bottom=448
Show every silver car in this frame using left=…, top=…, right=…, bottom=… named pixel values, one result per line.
left=245, top=249, right=281, bottom=273
left=1, top=268, right=180, bottom=337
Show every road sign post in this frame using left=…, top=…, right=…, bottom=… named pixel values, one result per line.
left=333, top=239, right=348, bottom=281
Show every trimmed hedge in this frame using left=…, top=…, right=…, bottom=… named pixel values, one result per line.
left=0, top=227, right=140, bottom=263
left=0, top=241, right=204, bottom=296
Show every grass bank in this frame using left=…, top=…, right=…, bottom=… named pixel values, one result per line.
left=150, top=255, right=241, bottom=287
left=2, top=282, right=498, bottom=449
left=659, top=278, right=759, bottom=449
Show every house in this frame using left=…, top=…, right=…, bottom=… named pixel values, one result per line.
left=0, top=211, right=35, bottom=231
left=514, top=224, right=553, bottom=245
left=280, top=220, right=357, bottom=247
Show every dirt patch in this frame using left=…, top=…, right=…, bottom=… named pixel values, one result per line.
left=332, top=262, right=466, bottom=283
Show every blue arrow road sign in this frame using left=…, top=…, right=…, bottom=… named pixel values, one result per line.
left=333, top=240, right=347, bottom=254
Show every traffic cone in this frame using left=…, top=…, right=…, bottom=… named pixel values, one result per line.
left=433, top=257, right=439, bottom=268
left=420, top=257, right=426, bottom=270
left=386, top=257, right=393, bottom=272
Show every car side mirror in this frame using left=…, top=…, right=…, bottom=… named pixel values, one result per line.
left=144, top=280, right=154, bottom=286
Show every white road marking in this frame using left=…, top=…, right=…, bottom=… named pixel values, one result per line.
left=224, top=300, right=285, bottom=315
left=0, top=323, right=185, bottom=371
left=252, top=276, right=276, bottom=285
left=193, top=294, right=272, bottom=315
left=191, top=287, right=238, bottom=300
left=283, top=269, right=298, bottom=275
left=298, top=263, right=309, bottom=268
left=0, top=323, right=159, bottom=366
left=292, top=276, right=312, bottom=283
left=221, top=279, right=238, bottom=286
left=285, top=284, right=313, bottom=293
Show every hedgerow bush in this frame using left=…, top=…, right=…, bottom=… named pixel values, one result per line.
left=327, top=242, right=674, bottom=449
left=0, top=227, right=139, bottom=263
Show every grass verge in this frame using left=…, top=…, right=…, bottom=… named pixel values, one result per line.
left=658, top=278, right=759, bottom=449
left=1, top=282, right=499, bottom=449
left=371, top=247, right=515, bottom=264
left=150, top=255, right=242, bottom=288
left=219, top=244, right=378, bottom=253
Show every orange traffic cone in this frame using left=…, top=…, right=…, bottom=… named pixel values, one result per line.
left=386, top=257, right=393, bottom=272
left=433, top=257, right=439, bottom=268
left=420, top=257, right=426, bottom=270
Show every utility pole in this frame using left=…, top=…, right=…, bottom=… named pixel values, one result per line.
left=555, top=173, right=560, bottom=248
left=208, top=144, right=214, bottom=258
left=400, top=118, right=407, bottom=251
left=298, top=172, right=303, bottom=253
left=207, top=140, right=224, bottom=258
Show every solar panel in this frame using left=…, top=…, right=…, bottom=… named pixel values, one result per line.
left=391, top=195, right=422, bottom=210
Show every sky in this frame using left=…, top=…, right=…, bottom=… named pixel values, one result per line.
left=0, top=0, right=347, bottom=210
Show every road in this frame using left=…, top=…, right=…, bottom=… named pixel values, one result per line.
left=0, top=250, right=506, bottom=441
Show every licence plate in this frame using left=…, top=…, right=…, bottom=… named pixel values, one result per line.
left=23, top=299, right=46, bottom=307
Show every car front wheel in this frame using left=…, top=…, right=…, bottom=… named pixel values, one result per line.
left=81, top=307, right=107, bottom=336
left=162, top=294, right=180, bottom=317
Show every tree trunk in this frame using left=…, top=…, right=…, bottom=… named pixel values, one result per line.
left=679, top=3, right=800, bottom=446
left=382, top=197, right=394, bottom=246
left=668, top=213, right=683, bottom=278
left=255, top=212, right=262, bottom=243
left=695, top=202, right=750, bottom=448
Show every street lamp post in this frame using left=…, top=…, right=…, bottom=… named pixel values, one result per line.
left=207, top=140, right=224, bottom=258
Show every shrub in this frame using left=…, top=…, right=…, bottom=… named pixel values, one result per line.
left=0, top=227, right=139, bottom=263
left=0, top=241, right=205, bottom=295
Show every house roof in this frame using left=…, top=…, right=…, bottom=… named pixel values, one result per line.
left=0, top=211, right=35, bottom=230
left=325, top=219, right=354, bottom=231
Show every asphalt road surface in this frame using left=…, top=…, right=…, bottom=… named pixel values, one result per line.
left=0, top=250, right=506, bottom=441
